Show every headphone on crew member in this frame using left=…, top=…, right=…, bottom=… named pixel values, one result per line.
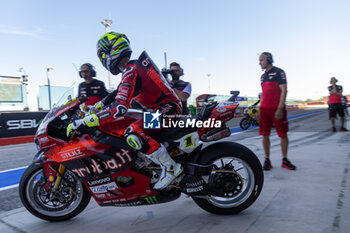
left=79, top=63, right=96, bottom=78
left=262, top=52, right=274, bottom=64
left=330, top=77, right=338, bottom=84
left=169, top=62, right=184, bottom=76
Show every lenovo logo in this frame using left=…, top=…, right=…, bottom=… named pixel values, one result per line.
left=87, top=176, right=112, bottom=186
left=6, top=119, right=39, bottom=130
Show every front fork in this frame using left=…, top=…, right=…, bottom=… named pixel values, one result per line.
left=53, top=164, right=66, bottom=190
left=35, top=151, right=67, bottom=191
left=245, top=116, right=252, bottom=125
left=43, top=161, right=66, bottom=191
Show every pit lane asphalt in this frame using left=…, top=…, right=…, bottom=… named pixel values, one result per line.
left=1, top=109, right=349, bottom=233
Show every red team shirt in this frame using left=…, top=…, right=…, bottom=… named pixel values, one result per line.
left=259, top=66, right=288, bottom=137
left=260, top=67, right=287, bottom=109
left=78, top=79, right=108, bottom=106
left=328, top=85, right=343, bottom=104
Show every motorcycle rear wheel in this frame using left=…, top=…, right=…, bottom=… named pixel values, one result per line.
left=192, top=142, right=263, bottom=215
left=19, top=163, right=91, bottom=221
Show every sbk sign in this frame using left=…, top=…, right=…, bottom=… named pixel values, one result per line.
left=6, top=119, right=39, bottom=130
left=0, top=112, right=48, bottom=138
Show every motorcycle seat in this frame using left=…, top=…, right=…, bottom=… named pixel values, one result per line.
left=150, top=116, right=198, bottom=142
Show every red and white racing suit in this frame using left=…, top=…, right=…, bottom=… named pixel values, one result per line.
left=96, top=53, right=182, bottom=154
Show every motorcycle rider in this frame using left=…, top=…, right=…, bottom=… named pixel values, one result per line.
left=240, top=93, right=261, bottom=130
left=253, top=93, right=261, bottom=106
left=67, top=32, right=183, bottom=189
left=246, top=93, right=261, bottom=113
left=249, top=93, right=261, bottom=123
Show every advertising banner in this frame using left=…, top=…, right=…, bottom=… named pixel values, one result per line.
left=0, top=111, right=48, bottom=138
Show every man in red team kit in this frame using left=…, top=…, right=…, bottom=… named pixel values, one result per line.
left=328, top=77, right=348, bottom=132
left=67, top=32, right=183, bottom=189
left=77, top=63, right=108, bottom=106
left=258, top=52, right=296, bottom=171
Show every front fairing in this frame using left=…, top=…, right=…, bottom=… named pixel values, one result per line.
left=36, top=98, right=85, bottom=137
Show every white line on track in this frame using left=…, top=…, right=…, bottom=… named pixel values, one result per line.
left=0, top=184, right=19, bottom=191
left=0, top=166, right=27, bottom=174
left=0, top=146, right=25, bottom=152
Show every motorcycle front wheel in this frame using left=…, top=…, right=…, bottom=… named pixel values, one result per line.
left=192, top=142, right=263, bottom=215
left=19, top=163, right=91, bottom=221
left=239, top=116, right=251, bottom=130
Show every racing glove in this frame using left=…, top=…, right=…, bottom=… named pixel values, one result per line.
left=66, top=114, right=99, bottom=137
left=65, top=97, right=77, bottom=105
left=90, top=101, right=104, bottom=113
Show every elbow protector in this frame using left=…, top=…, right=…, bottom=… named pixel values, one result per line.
left=113, top=104, right=128, bottom=118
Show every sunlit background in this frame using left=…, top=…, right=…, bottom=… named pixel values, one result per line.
left=1, top=0, right=349, bottom=110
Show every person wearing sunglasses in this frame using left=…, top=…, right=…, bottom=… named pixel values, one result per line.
left=169, top=62, right=192, bottom=115
left=78, top=63, right=108, bottom=106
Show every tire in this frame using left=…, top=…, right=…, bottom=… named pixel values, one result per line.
left=192, top=141, right=263, bottom=215
left=19, top=163, right=91, bottom=221
left=240, top=117, right=251, bottom=130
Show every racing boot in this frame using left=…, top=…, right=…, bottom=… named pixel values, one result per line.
left=147, top=145, right=183, bottom=190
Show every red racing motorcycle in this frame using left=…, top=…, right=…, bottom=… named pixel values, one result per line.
left=19, top=91, right=263, bottom=221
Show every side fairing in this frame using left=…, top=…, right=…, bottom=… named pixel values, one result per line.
left=61, top=146, right=136, bottom=180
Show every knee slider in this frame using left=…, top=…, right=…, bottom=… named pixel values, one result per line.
left=126, top=134, right=143, bottom=150
left=125, top=133, right=149, bottom=153
left=125, top=126, right=150, bottom=153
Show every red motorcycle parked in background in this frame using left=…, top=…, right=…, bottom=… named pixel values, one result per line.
left=19, top=90, right=263, bottom=221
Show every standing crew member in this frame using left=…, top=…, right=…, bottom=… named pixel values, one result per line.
left=78, top=63, right=108, bottom=106
left=169, top=62, right=192, bottom=115
left=258, top=52, right=296, bottom=171
left=328, top=77, right=348, bottom=132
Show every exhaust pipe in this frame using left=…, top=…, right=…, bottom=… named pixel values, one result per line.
left=200, top=127, right=231, bottom=142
